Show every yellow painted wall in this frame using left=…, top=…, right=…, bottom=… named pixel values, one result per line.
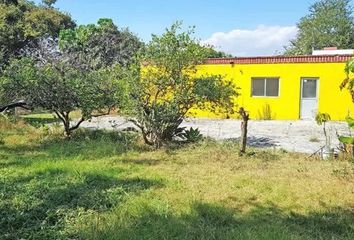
left=193, top=62, right=354, bottom=120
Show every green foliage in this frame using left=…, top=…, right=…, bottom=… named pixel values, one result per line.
left=182, top=127, right=203, bottom=143
left=338, top=135, right=354, bottom=144
left=0, top=0, right=75, bottom=68
left=341, top=58, right=354, bottom=102
left=0, top=19, right=139, bottom=136
left=126, top=22, right=238, bottom=147
left=339, top=59, right=354, bottom=152
left=285, top=0, right=354, bottom=55
left=315, top=112, right=331, bottom=125
left=339, top=117, right=354, bottom=146
left=1, top=56, right=127, bottom=136
left=59, top=19, right=142, bottom=69
left=315, top=112, right=331, bottom=147
left=206, top=48, right=233, bottom=58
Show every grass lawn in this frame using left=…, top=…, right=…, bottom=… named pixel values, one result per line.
left=0, top=119, right=353, bottom=240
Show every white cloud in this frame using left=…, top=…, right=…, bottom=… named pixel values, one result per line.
left=202, top=25, right=298, bottom=57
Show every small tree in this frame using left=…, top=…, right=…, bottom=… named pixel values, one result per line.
left=126, top=22, right=238, bottom=147
left=315, top=112, right=331, bottom=147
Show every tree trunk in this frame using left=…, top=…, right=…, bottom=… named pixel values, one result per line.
left=63, top=115, right=72, bottom=138
left=54, top=111, right=73, bottom=138
left=238, top=107, right=249, bottom=155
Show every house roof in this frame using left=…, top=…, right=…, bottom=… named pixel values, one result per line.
left=204, top=54, right=353, bottom=65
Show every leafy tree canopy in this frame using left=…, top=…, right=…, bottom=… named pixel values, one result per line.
left=0, top=0, right=75, bottom=68
left=59, top=18, right=143, bottom=69
left=285, top=0, right=354, bottom=55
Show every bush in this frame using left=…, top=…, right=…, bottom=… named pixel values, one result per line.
left=257, top=104, right=274, bottom=120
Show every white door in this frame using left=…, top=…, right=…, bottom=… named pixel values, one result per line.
left=300, top=78, right=318, bottom=120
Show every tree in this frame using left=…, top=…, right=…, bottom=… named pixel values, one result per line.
left=285, top=0, right=354, bottom=55
left=0, top=0, right=75, bottom=68
left=1, top=37, right=128, bottom=137
left=125, top=22, right=238, bottom=147
left=59, top=18, right=142, bottom=70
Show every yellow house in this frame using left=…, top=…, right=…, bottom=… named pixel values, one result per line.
left=195, top=54, right=353, bottom=121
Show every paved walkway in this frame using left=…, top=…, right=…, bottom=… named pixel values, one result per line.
left=81, top=116, right=350, bottom=153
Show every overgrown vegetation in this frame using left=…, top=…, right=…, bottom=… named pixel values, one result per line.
left=0, top=120, right=353, bottom=239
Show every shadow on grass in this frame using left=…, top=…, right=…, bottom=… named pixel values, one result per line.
left=21, top=116, right=60, bottom=128
left=0, top=169, right=163, bottom=240
left=85, top=202, right=354, bottom=240
left=0, top=129, right=147, bottom=168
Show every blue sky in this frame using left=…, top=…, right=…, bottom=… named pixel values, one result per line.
left=33, top=0, right=321, bottom=56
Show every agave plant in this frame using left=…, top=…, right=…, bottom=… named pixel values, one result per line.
left=182, top=127, right=203, bottom=143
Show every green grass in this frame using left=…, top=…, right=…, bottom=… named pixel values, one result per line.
left=0, top=119, right=353, bottom=240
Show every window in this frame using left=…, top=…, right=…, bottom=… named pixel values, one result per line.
left=301, top=79, right=317, bottom=98
left=251, top=78, right=279, bottom=97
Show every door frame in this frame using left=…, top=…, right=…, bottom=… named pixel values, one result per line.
left=299, top=77, right=319, bottom=120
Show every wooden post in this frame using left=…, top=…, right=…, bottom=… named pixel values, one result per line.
left=238, top=107, right=249, bottom=155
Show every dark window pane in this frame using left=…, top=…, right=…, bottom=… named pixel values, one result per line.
left=266, top=78, right=279, bottom=96
left=252, top=78, right=265, bottom=96
left=302, top=79, right=317, bottom=98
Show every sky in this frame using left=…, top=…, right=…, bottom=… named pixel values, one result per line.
left=32, top=0, right=321, bottom=56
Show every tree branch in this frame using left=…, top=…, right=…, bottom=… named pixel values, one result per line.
left=0, top=101, right=31, bottom=112
left=68, top=117, right=85, bottom=131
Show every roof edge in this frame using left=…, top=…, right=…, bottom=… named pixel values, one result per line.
left=204, top=54, right=353, bottom=65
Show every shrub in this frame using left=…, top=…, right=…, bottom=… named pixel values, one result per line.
left=257, top=103, right=273, bottom=120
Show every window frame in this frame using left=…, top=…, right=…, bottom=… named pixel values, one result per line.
left=251, top=77, right=280, bottom=98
